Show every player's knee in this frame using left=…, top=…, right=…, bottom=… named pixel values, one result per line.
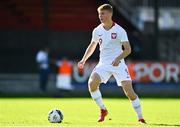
left=122, top=81, right=136, bottom=100
left=88, top=78, right=100, bottom=92
left=88, top=80, right=98, bottom=92
left=88, top=73, right=101, bottom=92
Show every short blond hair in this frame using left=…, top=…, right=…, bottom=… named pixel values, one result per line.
left=97, top=4, right=113, bottom=12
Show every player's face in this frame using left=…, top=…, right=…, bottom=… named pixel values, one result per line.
left=98, top=10, right=112, bottom=23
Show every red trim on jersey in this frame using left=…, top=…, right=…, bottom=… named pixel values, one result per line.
left=112, top=22, right=115, bottom=27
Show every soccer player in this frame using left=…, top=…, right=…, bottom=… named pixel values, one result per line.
left=78, top=4, right=146, bottom=124
left=36, top=46, right=49, bottom=92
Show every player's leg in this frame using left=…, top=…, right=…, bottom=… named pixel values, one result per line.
left=39, top=69, right=46, bottom=91
left=88, top=72, right=106, bottom=110
left=88, top=66, right=111, bottom=122
left=121, top=80, right=146, bottom=124
left=113, top=66, right=146, bottom=124
left=88, top=72, right=108, bottom=122
left=119, top=79, right=143, bottom=118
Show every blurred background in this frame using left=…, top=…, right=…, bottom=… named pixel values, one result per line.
left=0, top=0, right=179, bottom=97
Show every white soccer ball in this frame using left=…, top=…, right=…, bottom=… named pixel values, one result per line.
left=48, top=109, right=63, bottom=123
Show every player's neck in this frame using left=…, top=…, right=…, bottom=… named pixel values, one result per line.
left=102, top=20, right=114, bottom=30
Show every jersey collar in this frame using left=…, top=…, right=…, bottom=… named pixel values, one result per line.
left=102, top=22, right=116, bottom=31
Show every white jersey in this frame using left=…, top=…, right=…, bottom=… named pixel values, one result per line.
left=36, top=50, right=49, bottom=69
left=91, top=22, right=129, bottom=65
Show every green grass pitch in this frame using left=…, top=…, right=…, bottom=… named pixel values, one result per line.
left=0, top=98, right=180, bottom=127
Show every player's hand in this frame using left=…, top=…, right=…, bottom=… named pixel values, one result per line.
left=111, top=58, right=120, bottom=66
left=77, top=60, right=85, bottom=76
left=78, top=60, right=85, bottom=69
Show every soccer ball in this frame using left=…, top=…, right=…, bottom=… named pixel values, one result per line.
left=48, top=109, right=63, bottom=123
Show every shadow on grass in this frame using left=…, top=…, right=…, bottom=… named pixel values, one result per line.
left=150, top=123, right=180, bottom=126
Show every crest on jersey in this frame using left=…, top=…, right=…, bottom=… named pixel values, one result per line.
left=111, top=33, right=117, bottom=39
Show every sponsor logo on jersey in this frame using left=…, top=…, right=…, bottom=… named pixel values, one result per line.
left=99, top=38, right=102, bottom=45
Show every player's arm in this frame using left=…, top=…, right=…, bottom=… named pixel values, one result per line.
left=78, top=42, right=98, bottom=68
left=112, top=41, right=131, bottom=66
left=117, top=41, right=131, bottom=60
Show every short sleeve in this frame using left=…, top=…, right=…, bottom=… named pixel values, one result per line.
left=91, top=29, right=99, bottom=43
left=120, top=29, right=129, bottom=42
